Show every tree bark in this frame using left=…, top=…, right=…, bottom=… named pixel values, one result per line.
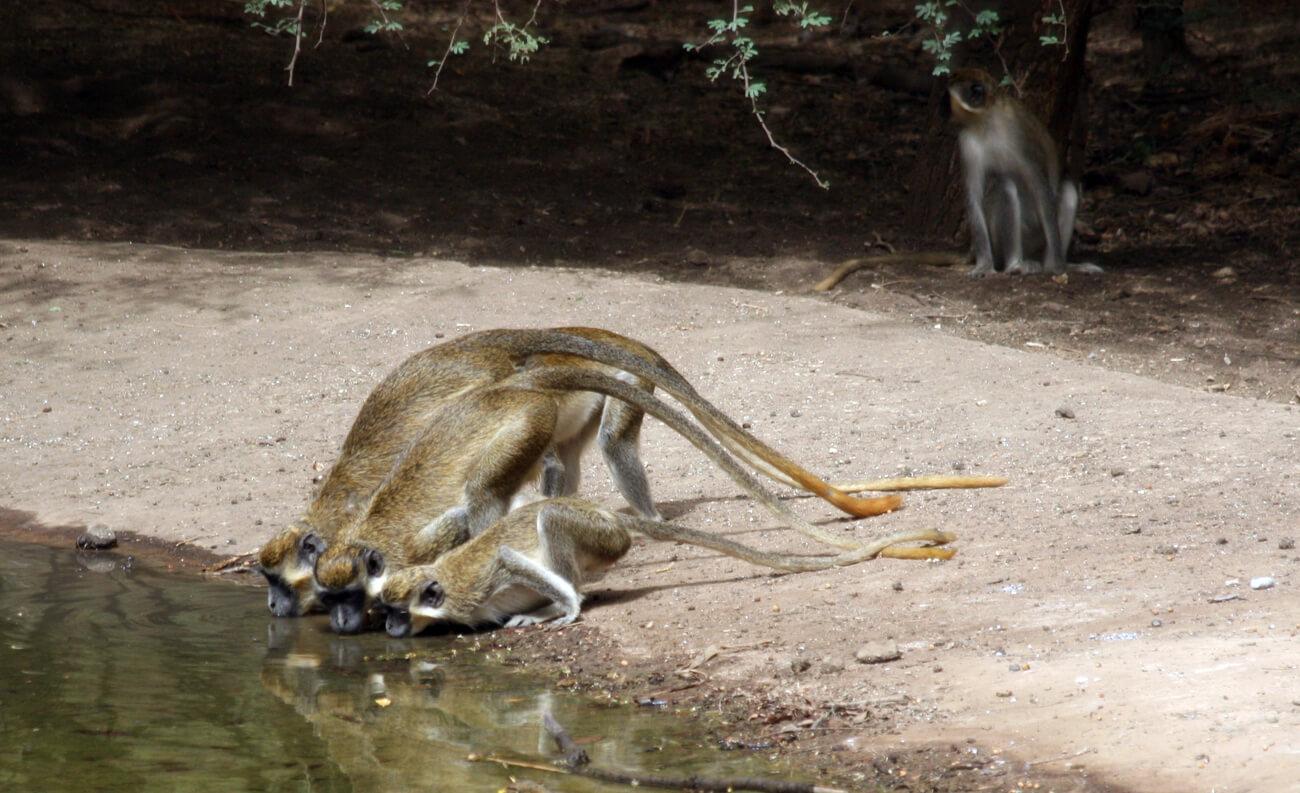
left=903, top=0, right=1097, bottom=245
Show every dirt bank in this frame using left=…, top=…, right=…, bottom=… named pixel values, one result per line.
left=1, top=240, right=1297, bottom=792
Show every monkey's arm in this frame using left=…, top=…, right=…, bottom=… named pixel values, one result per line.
left=494, top=546, right=584, bottom=626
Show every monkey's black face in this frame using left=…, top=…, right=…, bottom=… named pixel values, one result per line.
left=262, top=571, right=300, bottom=618
left=384, top=606, right=412, bottom=638
left=322, top=588, right=372, bottom=635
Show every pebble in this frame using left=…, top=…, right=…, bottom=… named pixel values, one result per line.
left=1110, top=468, right=1126, bottom=477
left=891, top=581, right=904, bottom=592
left=76, top=523, right=117, bottom=551
left=1054, top=405, right=1076, bottom=419
left=1151, top=619, right=1163, bottom=628
left=854, top=640, right=901, bottom=665
left=1154, top=545, right=1178, bottom=556
left=790, top=657, right=812, bottom=675
left=1249, top=577, right=1275, bottom=591
left=1279, top=538, right=1295, bottom=551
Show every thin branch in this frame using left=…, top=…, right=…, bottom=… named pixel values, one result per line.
left=428, top=3, right=470, bottom=94
left=738, top=59, right=829, bottom=189
left=315, top=0, right=327, bottom=48
left=285, top=0, right=307, bottom=86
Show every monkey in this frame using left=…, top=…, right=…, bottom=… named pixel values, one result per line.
left=258, top=328, right=662, bottom=619
left=379, top=496, right=956, bottom=637
left=812, top=69, right=1103, bottom=291
left=948, top=68, right=1102, bottom=277
left=263, top=326, right=1006, bottom=619
left=313, top=363, right=984, bottom=634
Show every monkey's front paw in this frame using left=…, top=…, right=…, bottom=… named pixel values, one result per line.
left=967, top=262, right=995, bottom=279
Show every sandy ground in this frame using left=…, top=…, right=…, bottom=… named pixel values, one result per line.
left=1, top=239, right=1297, bottom=792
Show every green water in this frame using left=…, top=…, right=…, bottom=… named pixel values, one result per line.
left=0, top=542, right=799, bottom=792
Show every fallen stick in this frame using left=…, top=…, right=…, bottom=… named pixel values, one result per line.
left=813, top=252, right=965, bottom=292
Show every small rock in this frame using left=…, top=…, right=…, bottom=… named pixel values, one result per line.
left=1110, top=468, right=1126, bottom=477
left=789, top=409, right=802, bottom=418
left=1009, top=663, right=1023, bottom=672
left=790, top=657, right=812, bottom=675
left=932, top=665, right=943, bottom=673
left=891, top=581, right=904, bottom=592
left=951, top=461, right=966, bottom=471
left=76, top=523, right=117, bottom=551
left=1216, top=538, right=1228, bottom=545
left=818, top=660, right=845, bottom=675
left=41, top=405, right=52, bottom=413
left=1279, top=538, right=1295, bottom=550
left=1118, top=171, right=1155, bottom=196
left=1249, top=577, right=1275, bottom=591
left=854, top=640, right=901, bottom=665
left=995, top=690, right=1013, bottom=698
left=1154, top=545, right=1178, bottom=556
left=1055, top=405, right=1076, bottom=419
left=684, top=248, right=710, bottom=267
left=1151, top=619, right=1163, bottom=628
left=1211, top=266, right=1236, bottom=279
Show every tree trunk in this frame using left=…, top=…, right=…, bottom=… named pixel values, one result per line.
left=903, top=0, right=1097, bottom=245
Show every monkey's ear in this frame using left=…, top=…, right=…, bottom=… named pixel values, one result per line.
left=363, top=548, right=386, bottom=578
left=299, top=532, right=326, bottom=564
left=420, top=580, right=444, bottom=608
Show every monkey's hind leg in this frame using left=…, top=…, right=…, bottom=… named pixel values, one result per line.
left=598, top=396, right=662, bottom=520
left=496, top=545, right=584, bottom=626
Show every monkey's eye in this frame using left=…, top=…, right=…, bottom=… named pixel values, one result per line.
left=299, top=532, right=326, bottom=564
left=969, top=82, right=986, bottom=102
left=420, top=581, right=444, bottom=608
left=363, top=548, right=385, bottom=578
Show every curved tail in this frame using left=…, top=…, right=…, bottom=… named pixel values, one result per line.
left=515, top=366, right=881, bottom=551
left=471, top=328, right=912, bottom=520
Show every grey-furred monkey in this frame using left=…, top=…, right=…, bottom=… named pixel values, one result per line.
left=948, top=68, right=1102, bottom=276
left=380, top=497, right=956, bottom=637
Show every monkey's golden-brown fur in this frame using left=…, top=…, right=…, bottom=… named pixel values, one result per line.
left=379, top=497, right=957, bottom=636
left=264, top=326, right=1005, bottom=621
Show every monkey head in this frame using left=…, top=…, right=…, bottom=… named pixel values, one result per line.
left=313, top=542, right=388, bottom=634
left=257, top=524, right=327, bottom=617
left=379, top=565, right=446, bottom=638
left=948, top=68, right=997, bottom=123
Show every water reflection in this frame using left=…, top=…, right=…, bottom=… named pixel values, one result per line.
left=0, top=542, right=796, bottom=792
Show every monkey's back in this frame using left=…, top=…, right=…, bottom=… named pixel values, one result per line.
left=306, top=335, right=521, bottom=536
left=344, top=384, right=560, bottom=563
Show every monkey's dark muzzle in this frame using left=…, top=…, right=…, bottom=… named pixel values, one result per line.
left=323, top=589, right=370, bottom=635
left=262, top=571, right=301, bottom=618
left=384, top=607, right=412, bottom=638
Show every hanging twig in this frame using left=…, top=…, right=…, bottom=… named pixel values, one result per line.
left=428, top=2, right=470, bottom=94
left=285, top=0, right=307, bottom=86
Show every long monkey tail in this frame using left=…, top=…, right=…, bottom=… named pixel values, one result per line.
left=469, top=328, right=902, bottom=520
left=813, top=252, right=966, bottom=292
left=610, top=510, right=957, bottom=572
left=514, top=366, right=881, bottom=551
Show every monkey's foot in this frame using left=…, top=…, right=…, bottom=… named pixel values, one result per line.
left=1069, top=261, right=1104, bottom=274
left=1005, top=259, right=1045, bottom=275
